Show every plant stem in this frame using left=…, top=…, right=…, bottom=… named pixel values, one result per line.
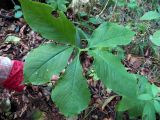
left=80, top=48, right=89, bottom=52
left=11, top=0, right=16, bottom=6
left=109, top=0, right=118, bottom=21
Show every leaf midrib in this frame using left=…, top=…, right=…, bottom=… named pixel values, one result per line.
left=28, top=46, right=70, bottom=80
left=57, top=57, right=79, bottom=106
left=90, top=30, right=131, bottom=47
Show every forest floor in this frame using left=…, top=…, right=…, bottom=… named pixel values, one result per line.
left=0, top=0, right=160, bottom=120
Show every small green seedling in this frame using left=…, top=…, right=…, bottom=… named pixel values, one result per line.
left=14, top=5, right=23, bottom=18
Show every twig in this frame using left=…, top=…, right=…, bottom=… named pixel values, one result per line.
left=97, top=0, right=110, bottom=17
left=10, top=0, right=16, bottom=6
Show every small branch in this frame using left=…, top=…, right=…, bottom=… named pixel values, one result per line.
left=10, top=0, right=16, bottom=6
left=97, top=0, right=110, bottom=17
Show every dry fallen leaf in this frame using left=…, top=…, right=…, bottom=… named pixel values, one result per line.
left=102, top=95, right=118, bottom=111
left=5, top=35, right=21, bottom=44
left=127, top=54, right=144, bottom=69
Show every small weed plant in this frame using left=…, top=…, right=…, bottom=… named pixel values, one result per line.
left=20, top=0, right=160, bottom=119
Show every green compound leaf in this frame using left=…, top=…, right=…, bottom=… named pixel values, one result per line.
left=151, top=84, right=159, bottom=97
left=142, top=102, right=156, bottom=120
left=154, top=100, right=160, bottom=113
left=128, top=103, right=144, bottom=118
left=117, top=97, right=138, bottom=111
left=51, top=55, right=91, bottom=117
left=24, top=43, right=73, bottom=85
left=140, top=11, right=160, bottom=20
left=89, top=50, right=137, bottom=98
left=150, top=30, right=160, bottom=46
left=20, top=0, right=76, bottom=45
left=88, top=22, right=135, bottom=48
left=117, top=97, right=144, bottom=117
left=138, top=94, right=153, bottom=101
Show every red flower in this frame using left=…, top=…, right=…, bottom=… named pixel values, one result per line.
left=2, top=60, right=25, bottom=92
